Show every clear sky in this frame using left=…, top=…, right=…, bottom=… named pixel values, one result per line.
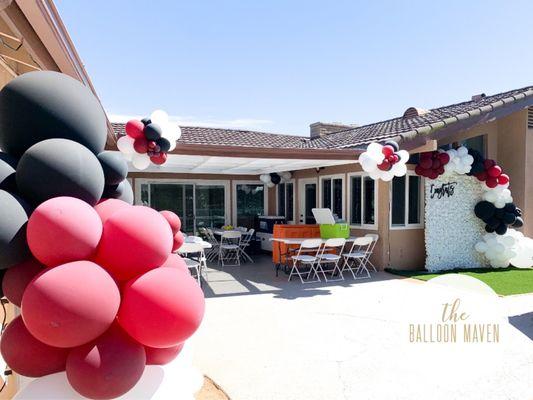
left=55, top=0, right=533, bottom=136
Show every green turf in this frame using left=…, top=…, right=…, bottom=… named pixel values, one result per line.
left=385, top=267, right=533, bottom=296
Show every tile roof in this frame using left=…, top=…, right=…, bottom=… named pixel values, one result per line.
left=112, top=86, right=533, bottom=151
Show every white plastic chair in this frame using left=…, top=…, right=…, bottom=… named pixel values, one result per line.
left=204, top=228, right=220, bottom=262
left=238, top=228, right=255, bottom=263
left=219, top=231, right=242, bottom=267
left=341, top=237, right=374, bottom=279
left=288, top=239, right=323, bottom=283
left=177, top=242, right=208, bottom=285
left=364, top=233, right=379, bottom=272
left=315, top=238, right=346, bottom=282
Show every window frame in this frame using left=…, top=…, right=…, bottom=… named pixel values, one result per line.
left=318, top=174, right=346, bottom=220
left=232, top=180, right=268, bottom=227
left=389, top=171, right=425, bottom=230
left=276, top=179, right=295, bottom=223
left=347, top=172, right=378, bottom=230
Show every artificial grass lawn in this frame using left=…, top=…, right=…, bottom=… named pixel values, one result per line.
left=385, top=267, right=533, bottom=296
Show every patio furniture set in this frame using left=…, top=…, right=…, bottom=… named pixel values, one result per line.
left=200, top=227, right=256, bottom=267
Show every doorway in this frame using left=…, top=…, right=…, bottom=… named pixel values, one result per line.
left=298, top=178, right=317, bottom=224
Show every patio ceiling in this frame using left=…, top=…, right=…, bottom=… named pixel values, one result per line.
left=118, top=152, right=358, bottom=175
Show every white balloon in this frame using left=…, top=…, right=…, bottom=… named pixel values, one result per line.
left=392, top=162, right=407, bottom=177
left=369, top=170, right=381, bottom=180
left=267, top=182, right=275, bottom=188
left=260, top=174, right=271, bottom=184
left=397, top=150, right=410, bottom=163
left=117, top=135, right=136, bottom=154
left=457, top=146, right=468, bottom=156
left=475, top=242, right=487, bottom=253
left=368, top=151, right=384, bottom=164
left=168, top=141, right=177, bottom=151
left=150, top=109, right=169, bottom=126
left=361, top=158, right=376, bottom=172
left=462, top=154, right=474, bottom=165
left=381, top=170, right=395, bottom=181
left=367, top=142, right=382, bottom=155
left=132, top=153, right=151, bottom=170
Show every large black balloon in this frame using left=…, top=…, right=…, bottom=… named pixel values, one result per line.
left=144, top=123, right=162, bottom=141
left=270, top=173, right=281, bottom=185
left=495, top=224, right=508, bottom=235
left=474, top=201, right=495, bottom=220
left=0, top=71, right=107, bottom=158
left=503, top=212, right=517, bottom=225
left=16, top=139, right=105, bottom=206
left=513, top=217, right=524, bottom=228
left=0, top=191, right=31, bottom=270
left=103, top=179, right=133, bottom=205
left=97, top=151, right=128, bottom=186
left=0, top=152, right=17, bottom=192
left=467, top=149, right=485, bottom=176
left=485, top=224, right=495, bottom=233
left=156, top=137, right=171, bottom=153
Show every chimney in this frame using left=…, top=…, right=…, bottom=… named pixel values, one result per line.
left=471, top=93, right=486, bottom=101
left=309, top=122, right=357, bottom=139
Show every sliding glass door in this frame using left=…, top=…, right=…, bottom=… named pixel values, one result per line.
left=235, top=183, right=265, bottom=228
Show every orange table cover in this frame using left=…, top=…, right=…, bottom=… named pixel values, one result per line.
left=272, top=224, right=320, bottom=264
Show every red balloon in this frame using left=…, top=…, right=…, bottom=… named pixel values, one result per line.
left=377, top=160, right=391, bottom=171
left=160, top=210, right=182, bottom=234
left=148, top=141, right=157, bottom=149
left=391, top=154, right=399, bottom=164
left=94, top=198, right=131, bottom=224
left=419, top=158, right=432, bottom=169
left=27, top=197, right=103, bottom=267
left=22, top=261, right=120, bottom=348
left=497, top=173, right=510, bottom=185
left=161, top=253, right=189, bottom=273
left=0, top=316, right=69, bottom=377
left=118, top=267, right=205, bottom=348
left=2, top=258, right=44, bottom=306
left=475, top=171, right=488, bottom=181
left=150, top=152, right=167, bottom=165
left=66, top=324, right=146, bottom=400
left=172, top=231, right=185, bottom=252
left=125, top=120, right=145, bottom=139
left=486, top=177, right=498, bottom=188
left=431, top=159, right=441, bottom=169
left=381, top=145, right=394, bottom=158
left=420, top=152, right=433, bottom=161
left=437, top=166, right=445, bottom=175
left=95, top=206, right=173, bottom=280
left=145, top=343, right=184, bottom=365
left=438, top=152, right=450, bottom=165
left=414, top=165, right=424, bottom=176
left=487, top=165, right=502, bottom=178
left=428, top=170, right=439, bottom=180
left=133, top=137, right=148, bottom=154
left=483, top=159, right=496, bottom=169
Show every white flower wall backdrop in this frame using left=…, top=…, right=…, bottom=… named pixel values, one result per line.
left=425, top=175, right=487, bottom=271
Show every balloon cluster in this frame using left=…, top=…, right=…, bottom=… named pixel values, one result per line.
left=473, top=158, right=509, bottom=189
left=474, top=201, right=523, bottom=235
left=414, top=150, right=450, bottom=179
left=0, top=72, right=204, bottom=399
left=260, top=172, right=292, bottom=188
left=359, top=140, right=409, bottom=181
left=475, top=230, right=533, bottom=268
left=117, top=110, right=181, bottom=170
left=442, top=147, right=473, bottom=175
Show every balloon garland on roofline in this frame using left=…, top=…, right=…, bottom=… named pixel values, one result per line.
left=359, top=140, right=410, bottom=181
left=117, top=110, right=181, bottom=170
left=260, top=171, right=292, bottom=188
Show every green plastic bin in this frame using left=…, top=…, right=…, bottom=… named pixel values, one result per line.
left=319, top=223, right=349, bottom=239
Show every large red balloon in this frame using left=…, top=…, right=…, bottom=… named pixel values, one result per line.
left=94, top=198, right=131, bottom=224
left=0, top=316, right=69, bottom=377
left=2, top=258, right=44, bottom=306
left=145, top=343, right=184, bottom=365
left=22, top=261, right=120, bottom=348
left=27, top=197, right=103, bottom=267
left=172, top=231, right=185, bottom=252
left=487, top=165, right=502, bottom=178
left=133, top=137, right=148, bottom=154
left=118, top=267, right=205, bottom=348
left=497, top=173, right=510, bottom=185
left=66, top=324, right=146, bottom=400
left=160, top=210, right=181, bottom=234
left=125, top=120, right=145, bottom=139
left=95, top=206, right=173, bottom=281
left=161, top=253, right=189, bottom=273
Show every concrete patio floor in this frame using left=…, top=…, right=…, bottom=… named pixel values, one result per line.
left=192, top=255, right=533, bottom=400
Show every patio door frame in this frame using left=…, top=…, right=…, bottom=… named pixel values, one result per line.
left=298, top=177, right=318, bottom=224
left=134, top=178, right=231, bottom=232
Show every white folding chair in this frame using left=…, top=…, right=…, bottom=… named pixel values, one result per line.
left=364, top=233, right=379, bottom=272
left=204, top=228, right=220, bottom=262
left=288, top=239, right=323, bottom=283
left=238, top=228, right=255, bottom=263
left=236, top=226, right=248, bottom=233
left=176, top=242, right=208, bottom=285
left=315, top=238, right=346, bottom=282
left=219, top=231, right=242, bottom=267
left=341, top=237, right=373, bottom=279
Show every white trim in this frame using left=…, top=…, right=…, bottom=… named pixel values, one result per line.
left=347, top=172, right=378, bottom=230
left=298, top=177, right=318, bottom=224
left=389, top=171, right=425, bottom=230
left=276, top=179, right=296, bottom=224
left=318, top=174, right=346, bottom=220
left=231, top=180, right=268, bottom=227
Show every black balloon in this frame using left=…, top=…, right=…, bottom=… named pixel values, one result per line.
left=486, top=217, right=500, bottom=230
left=495, top=224, right=508, bottom=235
left=0, top=71, right=107, bottom=157
left=485, top=225, right=495, bottom=233
left=515, top=208, right=522, bottom=217
left=270, top=173, right=281, bottom=185
left=474, top=201, right=495, bottom=220
left=103, top=179, right=133, bottom=205
left=0, top=270, right=5, bottom=298
left=513, top=217, right=524, bottom=228
left=384, top=140, right=400, bottom=152
left=141, top=117, right=151, bottom=126
left=16, top=139, right=105, bottom=206
left=144, top=123, right=162, bottom=141
left=467, top=149, right=485, bottom=176
left=0, top=191, right=31, bottom=270
left=503, top=212, right=517, bottom=225
left=0, top=152, right=17, bottom=192
left=97, top=151, right=128, bottom=186
left=156, top=137, right=171, bottom=153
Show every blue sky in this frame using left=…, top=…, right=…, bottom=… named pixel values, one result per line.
left=56, top=1, right=533, bottom=136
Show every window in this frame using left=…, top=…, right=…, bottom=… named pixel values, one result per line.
left=349, top=173, right=377, bottom=228
left=277, top=181, right=294, bottom=222
left=235, top=183, right=266, bottom=227
left=460, top=135, right=485, bottom=156
left=320, top=175, right=344, bottom=219
left=390, top=173, right=423, bottom=228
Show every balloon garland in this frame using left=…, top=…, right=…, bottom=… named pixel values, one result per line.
left=117, top=110, right=181, bottom=170
left=260, top=171, right=292, bottom=188
left=0, top=72, right=204, bottom=399
left=359, top=140, right=409, bottom=181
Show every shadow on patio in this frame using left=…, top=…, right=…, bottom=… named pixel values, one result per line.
left=201, top=254, right=400, bottom=300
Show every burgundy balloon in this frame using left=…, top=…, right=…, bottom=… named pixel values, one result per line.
left=159, top=210, right=181, bottom=234
left=26, top=197, right=103, bottom=267
left=0, top=316, right=69, bottom=377
left=94, top=198, right=131, bottom=224
left=145, top=343, right=184, bottom=365
left=95, top=206, right=173, bottom=281
left=22, top=261, right=120, bottom=348
left=2, top=258, right=44, bottom=306
left=118, top=267, right=205, bottom=348
left=125, top=120, right=145, bottom=139
left=133, top=137, right=148, bottom=154
left=66, top=324, right=146, bottom=400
